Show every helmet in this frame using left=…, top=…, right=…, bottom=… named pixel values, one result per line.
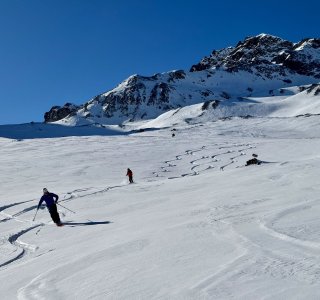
left=43, top=188, right=48, bottom=193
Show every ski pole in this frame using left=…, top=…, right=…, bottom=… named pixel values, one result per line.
left=58, top=202, right=94, bottom=223
left=57, top=203, right=75, bottom=214
left=32, top=208, right=38, bottom=221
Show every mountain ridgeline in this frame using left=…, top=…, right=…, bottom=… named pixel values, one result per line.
left=44, top=34, right=320, bottom=125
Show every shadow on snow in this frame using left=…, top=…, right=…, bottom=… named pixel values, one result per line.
left=0, top=122, right=163, bottom=140
left=63, top=221, right=112, bottom=226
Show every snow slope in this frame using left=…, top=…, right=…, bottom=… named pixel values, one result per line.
left=1, top=115, right=320, bottom=299
left=0, top=122, right=126, bottom=140
left=136, top=84, right=320, bottom=128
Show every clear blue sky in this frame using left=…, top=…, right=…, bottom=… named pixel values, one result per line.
left=1, top=0, right=319, bottom=124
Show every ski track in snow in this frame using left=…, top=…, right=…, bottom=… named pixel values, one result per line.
left=0, top=201, right=43, bottom=268
left=62, top=184, right=125, bottom=202
left=189, top=198, right=320, bottom=298
left=260, top=201, right=320, bottom=251
left=0, top=224, right=42, bottom=269
left=153, top=142, right=257, bottom=178
left=0, top=199, right=62, bottom=269
left=0, top=200, right=49, bottom=269
left=0, top=200, right=36, bottom=223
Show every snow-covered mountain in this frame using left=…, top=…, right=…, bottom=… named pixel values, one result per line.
left=44, top=34, right=320, bottom=126
left=138, top=83, right=320, bottom=128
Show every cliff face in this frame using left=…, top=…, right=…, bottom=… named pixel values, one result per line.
left=44, top=34, right=320, bottom=125
left=190, top=34, right=320, bottom=78
left=44, top=103, right=79, bottom=122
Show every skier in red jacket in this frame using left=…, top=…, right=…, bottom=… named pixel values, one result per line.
left=126, top=168, right=133, bottom=183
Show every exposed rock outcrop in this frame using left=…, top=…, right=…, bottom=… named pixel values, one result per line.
left=44, top=103, right=80, bottom=123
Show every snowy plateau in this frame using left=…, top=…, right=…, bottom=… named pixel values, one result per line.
left=1, top=34, right=320, bottom=299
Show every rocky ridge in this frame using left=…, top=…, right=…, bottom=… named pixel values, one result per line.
left=44, top=34, right=320, bottom=125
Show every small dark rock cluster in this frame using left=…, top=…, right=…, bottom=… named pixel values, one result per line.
left=201, top=100, right=220, bottom=111
left=306, top=83, right=320, bottom=95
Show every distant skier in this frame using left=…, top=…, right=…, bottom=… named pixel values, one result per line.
left=126, top=168, right=133, bottom=183
left=37, top=188, right=63, bottom=226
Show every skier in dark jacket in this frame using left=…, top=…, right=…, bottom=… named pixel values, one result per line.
left=126, top=168, right=133, bottom=183
left=37, top=188, right=62, bottom=226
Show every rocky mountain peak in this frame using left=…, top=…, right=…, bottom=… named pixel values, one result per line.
left=44, top=34, right=320, bottom=125
left=190, top=34, right=320, bottom=78
left=239, top=33, right=292, bottom=48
